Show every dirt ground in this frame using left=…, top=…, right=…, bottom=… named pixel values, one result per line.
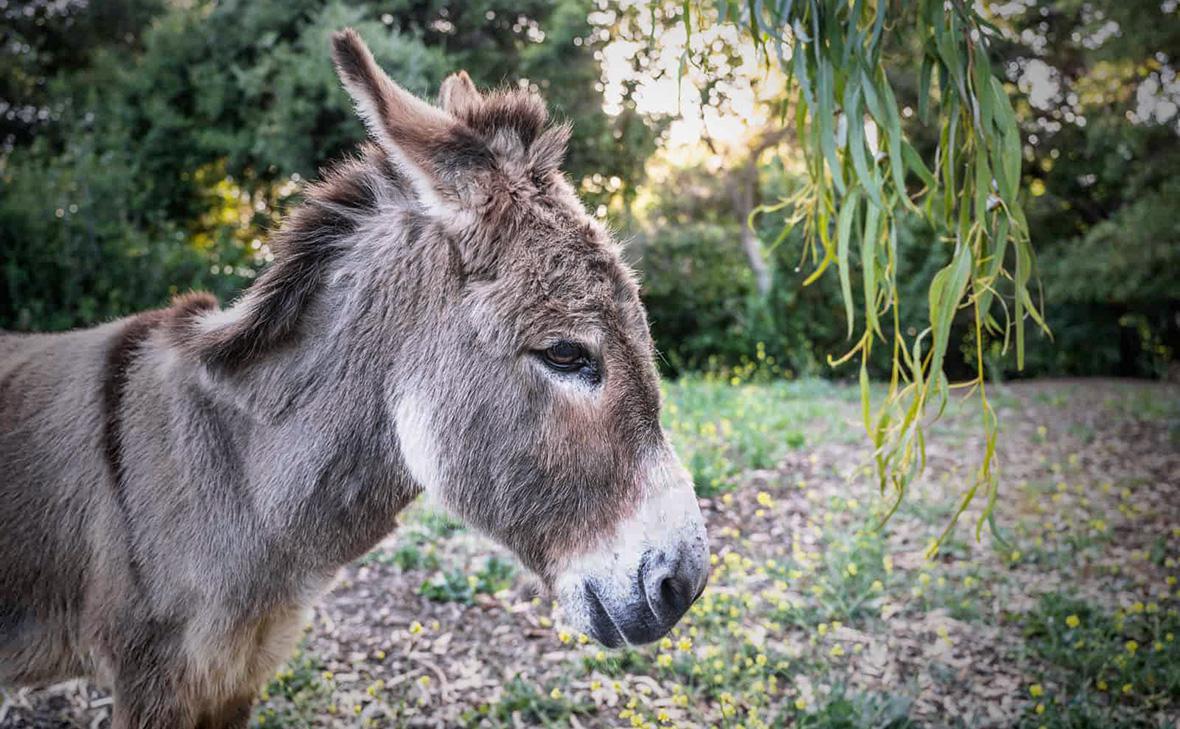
left=3, top=378, right=1178, bottom=728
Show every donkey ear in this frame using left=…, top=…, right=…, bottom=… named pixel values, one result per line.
left=331, top=29, right=471, bottom=214
left=438, top=70, right=483, bottom=118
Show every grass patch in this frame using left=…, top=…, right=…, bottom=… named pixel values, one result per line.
left=789, top=686, right=915, bottom=728
left=1021, top=593, right=1180, bottom=720
left=460, top=676, right=595, bottom=727
left=664, top=377, right=840, bottom=495
left=253, top=644, right=334, bottom=727
left=419, top=555, right=515, bottom=604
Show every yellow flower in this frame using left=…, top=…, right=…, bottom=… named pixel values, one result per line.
left=795, top=698, right=807, bottom=710
left=1096, top=680, right=1107, bottom=691
left=409, top=621, right=423, bottom=635
left=1122, top=683, right=1133, bottom=695
left=660, top=637, right=673, bottom=650
left=817, top=623, right=828, bottom=636
left=846, top=563, right=858, bottom=577
left=418, top=675, right=430, bottom=687
left=678, top=638, right=693, bottom=651
left=871, top=580, right=884, bottom=591
left=757, top=491, right=774, bottom=508
left=558, top=630, right=572, bottom=644
left=657, top=709, right=671, bottom=723
left=590, top=680, right=602, bottom=691
left=1029, top=684, right=1044, bottom=698
left=549, top=687, right=562, bottom=700
left=829, top=644, right=845, bottom=657
left=1065, top=615, right=1080, bottom=629
left=1035, top=703, right=1045, bottom=715
left=657, top=654, right=673, bottom=668
left=1125, top=640, right=1139, bottom=654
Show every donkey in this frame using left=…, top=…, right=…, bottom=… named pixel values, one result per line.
left=0, top=28, right=709, bottom=728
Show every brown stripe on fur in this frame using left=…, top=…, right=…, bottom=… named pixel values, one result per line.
left=170, top=291, right=219, bottom=319
left=100, top=295, right=220, bottom=589
left=100, top=308, right=170, bottom=591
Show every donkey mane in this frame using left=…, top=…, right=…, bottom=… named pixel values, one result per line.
left=167, top=149, right=389, bottom=370
left=168, top=82, right=570, bottom=373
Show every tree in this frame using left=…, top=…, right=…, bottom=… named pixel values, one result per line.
left=668, top=0, right=1049, bottom=546
left=987, top=0, right=1180, bottom=378
left=0, top=0, right=656, bottom=331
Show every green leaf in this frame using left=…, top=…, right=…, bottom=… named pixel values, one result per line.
left=973, top=154, right=991, bottom=224
left=902, top=141, right=937, bottom=189
left=836, top=189, right=860, bottom=338
left=861, top=201, right=882, bottom=338
left=918, top=52, right=934, bottom=123
left=844, top=77, right=883, bottom=208
left=816, top=57, right=846, bottom=195
left=928, top=242, right=972, bottom=380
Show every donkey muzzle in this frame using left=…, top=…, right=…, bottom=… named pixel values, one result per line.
left=558, top=475, right=709, bottom=647
left=579, top=546, right=709, bottom=647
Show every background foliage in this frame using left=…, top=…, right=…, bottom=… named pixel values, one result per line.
left=2, top=0, right=1177, bottom=380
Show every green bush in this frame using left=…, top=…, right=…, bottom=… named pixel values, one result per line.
left=637, top=210, right=954, bottom=381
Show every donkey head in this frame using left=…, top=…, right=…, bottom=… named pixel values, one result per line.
left=330, top=30, right=708, bottom=646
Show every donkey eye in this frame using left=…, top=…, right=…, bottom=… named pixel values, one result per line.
left=542, top=341, right=583, bottom=369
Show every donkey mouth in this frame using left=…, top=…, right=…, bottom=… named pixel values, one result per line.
left=585, top=584, right=626, bottom=647
left=583, top=581, right=679, bottom=648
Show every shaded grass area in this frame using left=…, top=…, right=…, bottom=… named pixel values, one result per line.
left=663, top=376, right=851, bottom=496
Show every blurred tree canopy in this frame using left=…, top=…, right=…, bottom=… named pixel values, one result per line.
left=632, top=0, right=1178, bottom=383
left=1, top=0, right=656, bottom=329
left=1, top=0, right=1176, bottom=384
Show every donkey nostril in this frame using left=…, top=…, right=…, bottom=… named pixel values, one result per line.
left=642, top=555, right=697, bottom=626
left=658, top=574, right=691, bottom=615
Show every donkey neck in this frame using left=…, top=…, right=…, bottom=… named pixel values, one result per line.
left=169, top=153, right=452, bottom=570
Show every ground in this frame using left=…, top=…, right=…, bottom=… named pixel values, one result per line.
left=2, top=378, right=1178, bottom=728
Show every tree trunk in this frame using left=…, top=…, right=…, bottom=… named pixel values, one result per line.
left=723, top=127, right=790, bottom=297
left=731, top=154, right=772, bottom=296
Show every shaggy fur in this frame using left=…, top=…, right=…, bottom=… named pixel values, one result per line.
left=0, top=29, right=703, bottom=728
